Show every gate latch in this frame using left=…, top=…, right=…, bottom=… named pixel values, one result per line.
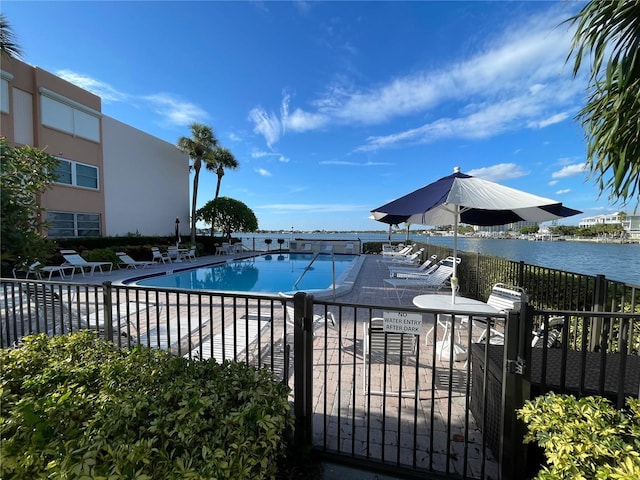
left=506, top=358, right=526, bottom=375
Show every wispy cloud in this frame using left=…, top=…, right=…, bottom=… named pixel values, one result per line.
left=143, top=93, right=209, bottom=127
left=466, top=163, right=529, bottom=182
left=552, top=163, right=586, bottom=179
left=251, top=150, right=290, bottom=163
left=56, top=70, right=128, bottom=103
left=248, top=107, right=282, bottom=148
left=248, top=6, right=583, bottom=150
left=255, top=168, right=272, bottom=177
left=56, top=69, right=208, bottom=127
left=555, top=188, right=571, bottom=195
left=319, top=160, right=395, bottom=166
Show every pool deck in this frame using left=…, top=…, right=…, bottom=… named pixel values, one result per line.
left=12, top=252, right=498, bottom=478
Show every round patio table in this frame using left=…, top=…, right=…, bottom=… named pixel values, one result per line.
left=412, top=294, right=500, bottom=361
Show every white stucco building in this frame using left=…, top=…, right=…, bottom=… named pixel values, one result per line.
left=579, top=212, right=640, bottom=239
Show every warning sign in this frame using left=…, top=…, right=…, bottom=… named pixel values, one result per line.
left=382, top=311, right=422, bottom=335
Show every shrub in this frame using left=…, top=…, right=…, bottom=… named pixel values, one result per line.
left=1, top=331, right=293, bottom=479
left=518, top=392, right=640, bottom=479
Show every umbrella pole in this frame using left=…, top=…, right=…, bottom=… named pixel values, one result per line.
left=451, top=205, right=459, bottom=304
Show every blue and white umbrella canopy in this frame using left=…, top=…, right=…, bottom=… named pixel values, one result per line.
left=371, top=167, right=582, bottom=302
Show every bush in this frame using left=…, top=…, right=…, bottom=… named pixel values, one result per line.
left=1, top=332, right=293, bottom=479
left=518, top=392, right=640, bottom=479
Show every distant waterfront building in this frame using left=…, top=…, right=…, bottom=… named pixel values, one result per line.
left=1, top=57, right=189, bottom=237
left=474, top=221, right=538, bottom=234
left=579, top=212, right=640, bottom=239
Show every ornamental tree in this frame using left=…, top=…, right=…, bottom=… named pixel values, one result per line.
left=0, top=138, right=59, bottom=275
left=196, top=196, right=258, bottom=242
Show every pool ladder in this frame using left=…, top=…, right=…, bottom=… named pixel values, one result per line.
left=293, top=244, right=336, bottom=298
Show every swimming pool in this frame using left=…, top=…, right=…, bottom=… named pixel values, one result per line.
left=134, top=253, right=362, bottom=297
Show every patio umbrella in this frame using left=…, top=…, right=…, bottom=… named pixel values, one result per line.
left=371, top=166, right=582, bottom=303
left=175, top=217, right=181, bottom=248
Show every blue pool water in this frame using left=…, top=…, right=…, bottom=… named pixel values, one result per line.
left=135, top=253, right=358, bottom=294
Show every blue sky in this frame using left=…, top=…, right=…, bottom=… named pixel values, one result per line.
left=5, top=1, right=622, bottom=231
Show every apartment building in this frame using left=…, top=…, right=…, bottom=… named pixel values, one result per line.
left=579, top=212, right=640, bottom=239
left=1, top=57, right=189, bottom=238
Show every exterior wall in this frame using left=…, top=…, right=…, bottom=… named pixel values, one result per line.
left=102, top=116, right=189, bottom=236
left=1, top=57, right=190, bottom=239
left=1, top=58, right=107, bottom=236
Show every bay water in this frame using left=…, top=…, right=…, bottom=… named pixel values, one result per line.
left=236, top=232, right=639, bottom=286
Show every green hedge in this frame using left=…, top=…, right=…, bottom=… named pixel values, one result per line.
left=518, top=393, right=640, bottom=479
left=0, top=332, right=293, bottom=479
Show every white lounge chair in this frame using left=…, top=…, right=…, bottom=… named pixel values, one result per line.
left=381, top=244, right=414, bottom=257
left=60, top=249, right=113, bottom=276
left=389, top=254, right=438, bottom=278
left=25, top=284, right=137, bottom=342
left=190, top=313, right=271, bottom=363
left=383, top=263, right=455, bottom=301
left=116, top=252, right=154, bottom=269
left=12, top=260, right=75, bottom=280
left=379, top=248, right=424, bottom=264
left=281, top=303, right=335, bottom=347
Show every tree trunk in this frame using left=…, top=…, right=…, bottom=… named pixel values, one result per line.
left=191, top=162, right=201, bottom=244
left=215, top=167, right=224, bottom=199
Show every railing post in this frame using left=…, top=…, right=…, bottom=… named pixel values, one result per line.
left=517, top=261, right=525, bottom=289
left=293, top=291, right=314, bottom=447
left=102, top=281, right=114, bottom=341
left=589, top=274, right=607, bottom=351
left=500, top=299, right=532, bottom=480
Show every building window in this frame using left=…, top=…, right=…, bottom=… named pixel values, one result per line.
left=47, top=212, right=101, bottom=237
left=1, top=77, right=9, bottom=113
left=40, top=89, right=101, bottom=142
left=54, top=159, right=98, bottom=189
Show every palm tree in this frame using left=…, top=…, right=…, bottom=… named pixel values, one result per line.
left=1, top=14, right=23, bottom=59
left=177, top=123, right=219, bottom=243
left=203, top=147, right=239, bottom=237
left=206, top=147, right=239, bottom=200
left=567, top=1, right=640, bottom=205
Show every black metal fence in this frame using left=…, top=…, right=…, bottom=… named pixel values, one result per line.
left=2, top=277, right=639, bottom=479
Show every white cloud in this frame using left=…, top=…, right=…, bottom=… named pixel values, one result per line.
left=552, top=163, right=587, bottom=179
left=56, top=70, right=208, bottom=127
left=466, top=163, right=529, bottom=182
left=251, top=150, right=275, bottom=158
left=529, top=112, right=571, bottom=129
left=555, top=188, right=571, bottom=195
left=319, top=160, right=395, bottom=166
left=255, top=168, right=272, bottom=177
left=248, top=5, right=584, bottom=150
left=56, top=70, right=128, bottom=103
left=248, top=107, right=282, bottom=148
left=250, top=150, right=289, bottom=162
left=144, top=93, right=209, bottom=127
left=548, top=180, right=559, bottom=186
